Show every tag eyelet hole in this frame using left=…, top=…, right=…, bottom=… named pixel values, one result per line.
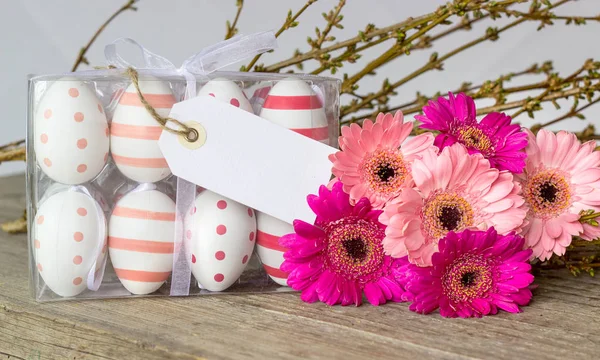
left=185, top=128, right=199, bottom=143
left=178, top=121, right=206, bottom=150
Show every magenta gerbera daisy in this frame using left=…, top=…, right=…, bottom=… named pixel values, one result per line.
left=279, top=181, right=408, bottom=306
left=404, top=227, right=534, bottom=318
left=380, top=143, right=527, bottom=266
left=515, top=129, right=600, bottom=260
left=416, top=92, right=528, bottom=173
left=329, top=111, right=435, bottom=208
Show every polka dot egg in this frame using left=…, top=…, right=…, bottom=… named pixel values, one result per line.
left=34, top=77, right=109, bottom=185
left=197, top=78, right=253, bottom=113
left=186, top=190, right=256, bottom=292
left=34, top=190, right=107, bottom=297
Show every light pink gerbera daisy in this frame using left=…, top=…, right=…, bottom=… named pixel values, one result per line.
left=380, top=143, right=527, bottom=266
left=515, top=129, right=600, bottom=260
left=329, top=111, right=435, bottom=208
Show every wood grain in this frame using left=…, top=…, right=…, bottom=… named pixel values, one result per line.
left=0, top=174, right=599, bottom=359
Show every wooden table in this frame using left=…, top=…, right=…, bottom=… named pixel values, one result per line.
left=1, top=174, right=599, bottom=359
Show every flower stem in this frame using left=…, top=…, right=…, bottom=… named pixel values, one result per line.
left=262, top=9, right=444, bottom=72
left=340, top=13, right=530, bottom=118
left=224, top=0, right=244, bottom=40
left=264, top=0, right=525, bottom=73
left=243, top=0, right=318, bottom=71
left=71, top=0, right=137, bottom=72
left=476, top=83, right=600, bottom=115
left=580, top=212, right=600, bottom=222
left=510, top=60, right=590, bottom=118
left=340, top=11, right=455, bottom=94
left=311, top=13, right=488, bottom=76
left=538, top=97, right=600, bottom=128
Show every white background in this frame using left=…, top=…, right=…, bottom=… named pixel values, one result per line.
left=2, top=0, right=599, bottom=176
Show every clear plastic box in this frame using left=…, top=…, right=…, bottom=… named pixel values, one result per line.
left=26, top=70, right=340, bottom=301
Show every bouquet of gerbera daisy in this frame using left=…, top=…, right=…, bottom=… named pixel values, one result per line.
left=280, top=92, right=600, bottom=318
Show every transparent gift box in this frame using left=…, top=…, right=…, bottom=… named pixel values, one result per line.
left=26, top=70, right=340, bottom=301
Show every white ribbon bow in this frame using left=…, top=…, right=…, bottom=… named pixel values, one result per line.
left=104, top=31, right=277, bottom=99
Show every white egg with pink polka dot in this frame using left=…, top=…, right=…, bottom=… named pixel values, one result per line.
left=34, top=77, right=109, bottom=185
left=186, top=189, right=256, bottom=292
left=33, top=190, right=107, bottom=297
left=197, top=78, right=253, bottom=113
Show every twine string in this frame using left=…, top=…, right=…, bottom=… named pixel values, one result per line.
left=124, top=67, right=197, bottom=142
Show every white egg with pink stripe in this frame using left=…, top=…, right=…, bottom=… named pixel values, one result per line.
left=197, top=78, right=253, bottom=113
left=256, top=212, right=292, bottom=286
left=34, top=190, right=107, bottom=297
left=259, top=78, right=329, bottom=144
left=111, top=77, right=176, bottom=183
left=34, top=77, right=109, bottom=185
left=108, top=188, right=175, bottom=295
left=186, top=190, right=256, bottom=292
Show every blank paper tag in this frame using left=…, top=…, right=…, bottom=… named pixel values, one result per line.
left=158, top=96, right=336, bottom=224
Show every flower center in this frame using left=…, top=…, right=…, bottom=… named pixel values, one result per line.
left=457, top=126, right=493, bottom=154
left=376, top=164, right=396, bottom=182
left=539, top=182, right=558, bottom=202
left=524, top=169, right=571, bottom=218
left=439, top=206, right=462, bottom=231
left=461, top=271, right=477, bottom=287
left=342, top=237, right=368, bottom=261
left=361, top=149, right=407, bottom=196
left=421, top=192, right=475, bottom=241
left=324, top=217, right=385, bottom=282
left=442, top=253, right=493, bottom=303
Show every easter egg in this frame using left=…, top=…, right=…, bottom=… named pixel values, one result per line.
left=197, top=78, right=253, bottom=113
left=186, top=190, right=256, bottom=292
left=108, top=188, right=175, bottom=295
left=111, top=77, right=175, bottom=183
left=34, top=189, right=107, bottom=297
left=34, top=78, right=109, bottom=184
left=256, top=212, right=291, bottom=286
left=259, top=78, right=329, bottom=144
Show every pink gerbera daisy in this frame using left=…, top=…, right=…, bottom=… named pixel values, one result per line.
left=279, top=181, right=408, bottom=306
left=416, top=92, right=528, bottom=173
left=404, top=228, right=534, bottom=318
left=515, top=129, right=600, bottom=260
left=329, top=111, right=435, bottom=208
left=380, top=143, right=527, bottom=266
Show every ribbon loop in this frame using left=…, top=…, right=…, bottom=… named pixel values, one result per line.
left=105, top=38, right=176, bottom=70
left=181, top=31, right=277, bottom=75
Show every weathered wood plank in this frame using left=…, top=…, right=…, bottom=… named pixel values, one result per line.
left=0, top=174, right=599, bottom=359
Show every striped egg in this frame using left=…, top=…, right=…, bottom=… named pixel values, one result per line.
left=111, top=77, right=176, bottom=183
left=108, top=188, right=175, bottom=295
left=34, top=77, right=109, bottom=185
left=34, top=190, right=107, bottom=297
left=259, top=78, right=329, bottom=144
left=197, top=78, right=253, bottom=113
left=186, top=190, right=256, bottom=292
left=256, top=212, right=291, bottom=286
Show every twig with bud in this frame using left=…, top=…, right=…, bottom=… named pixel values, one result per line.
left=224, top=0, right=244, bottom=40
